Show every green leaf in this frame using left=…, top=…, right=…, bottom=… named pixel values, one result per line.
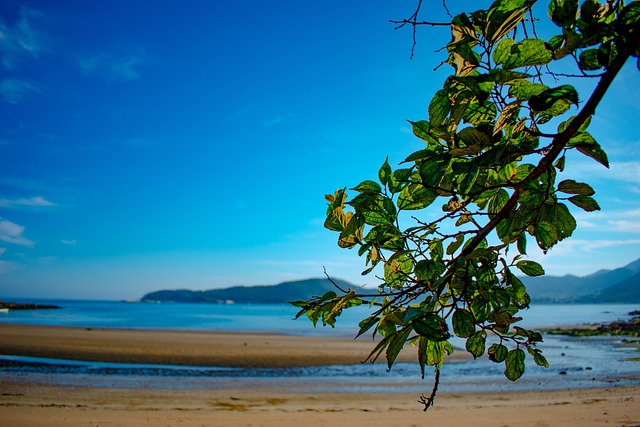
left=352, top=180, right=382, bottom=194
left=487, top=69, right=531, bottom=84
left=493, top=101, right=521, bottom=136
left=528, top=85, right=578, bottom=112
left=488, top=343, right=509, bottom=363
left=458, top=127, right=492, bottom=148
left=517, top=233, right=527, bottom=254
left=413, top=315, right=450, bottom=341
left=486, top=1, right=529, bottom=44
left=568, top=194, right=601, bottom=211
left=464, top=99, right=498, bottom=124
left=398, top=183, right=438, bottom=210
left=568, top=132, right=609, bottom=168
left=547, top=203, right=576, bottom=240
left=389, top=168, right=413, bottom=194
left=465, top=331, right=486, bottom=358
left=446, top=234, right=465, bottom=255
left=534, top=221, right=559, bottom=250
left=364, top=225, right=404, bottom=251
left=386, top=327, right=412, bottom=370
left=404, top=149, right=437, bottom=163
left=350, top=194, right=397, bottom=226
left=557, top=179, right=595, bottom=195
left=410, top=120, right=440, bottom=146
left=488, top=189, right=510, bottom=219
left=429, top=89, right=451, bottom=125
left=452, top=309, right=476, bottom=338
left=496, top=209, right=525, bottom=244
left=516, top=260, right=545, bottom=276
left=527, top=347, right=550, bottom=368
left=403, top=306, right=427, bottom=323
left=507, top=269, right=530, bottom=305
left=384, top=252, right=413, bottom=289
left=456, top=162, right=480, bottom=195
left=414, top=259, right=446, bottom=281
left=548, top=0, right=579, bottom=28
left=429, top=239, right=444, bottom=261
left=356, top=316, right=380, bottom=338
left=338, top=214, right=364, bottom=249
left=504, top=348, right=526, bottom=381
left=418, top=155, right=450, bottom=189
left=620, top=1, right=640, bottom=27
left=508, top=80, right=548, bottom=101
left=579, top=48, right=602, bottom=70
left=419, top=338, right=452, bottom=371
left=378, top=158, right=392, bottom=187
left=362, top=333, right=394, bottom=364
left=580, top=0, right=604, bottom=23
left=493, top=37, right=514, bottom=66
left=498, top=38, right=554, bottom=69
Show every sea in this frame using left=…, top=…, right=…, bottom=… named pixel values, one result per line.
left=1, top=299, right=639, bottom=394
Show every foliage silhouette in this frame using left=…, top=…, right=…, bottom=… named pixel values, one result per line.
left=291, top=0, right=640, bottom=410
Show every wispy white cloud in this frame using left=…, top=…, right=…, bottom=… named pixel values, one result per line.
left=524, top=238, right=640, bottom=272
left=574, top=208, right=640, bottom=233
left=262, top=113, right=293, bottom=126
left=608, top=161, right=640, bottom=184
left=60, top=239, right=76, bottom=246
left=226, top=103, right=261, bottom=122
left=0, top=7, right=47, bottom=70
left=0, top=217, right=34, bottom=247
left=0, top=196, right=56, bottom=208
left=0, top=78, right=39, bottom=103
left=79, top=51, right=148, bottom=82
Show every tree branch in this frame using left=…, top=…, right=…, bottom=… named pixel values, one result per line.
left=390, top=0, right=450, bottom=59
left=459, top=50, right=631, bottom=260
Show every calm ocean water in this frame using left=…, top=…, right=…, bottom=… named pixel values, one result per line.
left=0, top=299, right=637, bottom=334
left=1, top=300, right=639, bottom=393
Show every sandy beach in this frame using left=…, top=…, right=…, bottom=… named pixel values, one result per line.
left=0, top=323, right=427, bottom=367
left=1, top=323, right=639, bottom=426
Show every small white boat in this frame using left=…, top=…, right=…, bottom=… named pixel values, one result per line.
left=0, top=308, right=9, bottom=313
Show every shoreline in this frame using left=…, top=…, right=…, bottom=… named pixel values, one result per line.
left=2, top=323, right=640, bottom=426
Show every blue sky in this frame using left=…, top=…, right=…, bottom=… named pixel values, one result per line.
left=0, top=1, right=638, bottom=300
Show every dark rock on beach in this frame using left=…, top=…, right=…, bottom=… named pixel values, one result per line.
left=0, top=301, right=61, bottom=310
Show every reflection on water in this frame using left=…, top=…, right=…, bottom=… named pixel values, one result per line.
left=1, top=301, right=638, bottom=393
left=2, top=334, right=639, bottom=394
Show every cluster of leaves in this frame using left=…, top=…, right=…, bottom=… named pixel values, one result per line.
left=292, top=0, right=639, bottom=410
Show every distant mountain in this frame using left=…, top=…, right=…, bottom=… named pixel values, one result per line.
left=522, top=258, right=640, bottom=303
left=141, top=278, right=354, bottom=304
left=576, top=271, right=640, bottom=303
left=141, top=258, right=640, bottom=305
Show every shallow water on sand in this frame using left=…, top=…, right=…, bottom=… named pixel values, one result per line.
left=2, top=333, right=639, bottom=393
left=1, top=301, right=638, bottom=393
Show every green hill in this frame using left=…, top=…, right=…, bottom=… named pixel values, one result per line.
left=141, top=278, right=354, bottom=304
left=522, top=258, right=640, bottom=303
left=141, top=257, right=640, bottom=305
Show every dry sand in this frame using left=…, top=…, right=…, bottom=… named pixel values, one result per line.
left=1, top=323, right=639, bottom=427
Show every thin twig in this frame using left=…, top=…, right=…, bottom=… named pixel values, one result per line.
left=418, top=367, right=440, bottom=411
left=389, top=0, right=449, bottom=59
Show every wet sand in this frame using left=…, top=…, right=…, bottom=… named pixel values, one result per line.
left=1, top=323, right=639, bottom=426
left=0, top=323, right=428, bottom=367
